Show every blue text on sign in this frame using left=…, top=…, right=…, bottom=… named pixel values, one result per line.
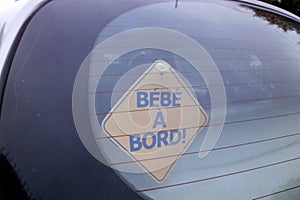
left=136, top=91, right=182, bottom=108
left=129, top=129, right=187, bottom=152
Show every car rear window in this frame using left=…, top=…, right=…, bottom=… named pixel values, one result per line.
left=1, top=0, right=300, bottom=199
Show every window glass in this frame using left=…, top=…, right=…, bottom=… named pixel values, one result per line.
left=1, top=0, right=300, bottom=199
left=89, top=2, right=300, bottom=199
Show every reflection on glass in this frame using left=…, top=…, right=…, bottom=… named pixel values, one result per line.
left=251, top=7, right=300, bottom=33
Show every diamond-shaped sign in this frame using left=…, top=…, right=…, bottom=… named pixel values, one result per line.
left=101, top=60, right=207, bottom=183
